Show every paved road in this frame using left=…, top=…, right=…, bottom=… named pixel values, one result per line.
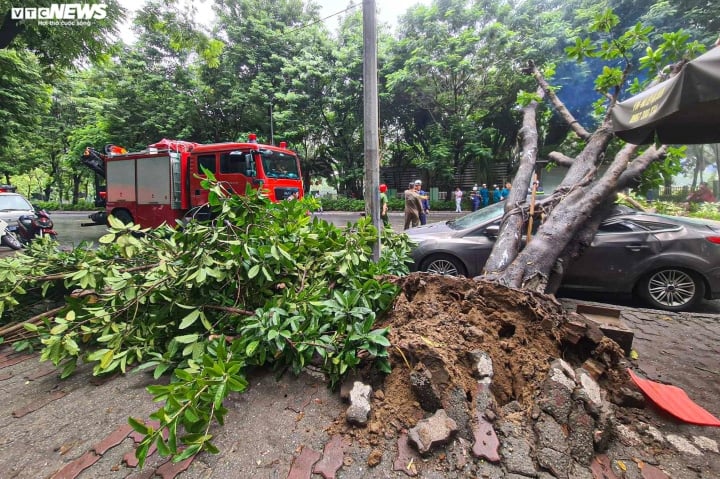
left=3, top=210, right=720, bottom=314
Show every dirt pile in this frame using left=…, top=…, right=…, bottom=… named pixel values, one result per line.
left=333, top=273, right=638, bottom=477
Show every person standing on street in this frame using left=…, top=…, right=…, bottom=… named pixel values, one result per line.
left=414, top=180, right=430, bottom=225
left=501, top=182, right=511, bottom=201
left=492, top=184, right=501, bottom=203
left=470, top=186, right=481, bottom=211
left=404, top=181, right=423, bottom=229
left=379, top=183, right=390, bottom=227
left=454, top=187, right=463, bottom=212
left=480, top=183, right=489, bottom=207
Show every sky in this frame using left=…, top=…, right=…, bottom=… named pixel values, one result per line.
left=117, top=0, right=432, bottom=42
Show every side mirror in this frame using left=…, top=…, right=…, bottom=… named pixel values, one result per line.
left=485, top=224, right=500, bottom=237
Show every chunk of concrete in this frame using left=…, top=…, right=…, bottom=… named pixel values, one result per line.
left=408, top=409, right=458, bottom=455
left=346, top=381, right=372, bottom=426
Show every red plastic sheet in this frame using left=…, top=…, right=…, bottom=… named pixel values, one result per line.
left=628, top=369, right=720, bottom=427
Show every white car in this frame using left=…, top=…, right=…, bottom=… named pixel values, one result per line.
left=0, top=191, right=36, bottom=226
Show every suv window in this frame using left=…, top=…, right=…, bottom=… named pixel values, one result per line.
left=630, top=219, right=681, bottom=232
left=597, top=219, right=638, bottom=233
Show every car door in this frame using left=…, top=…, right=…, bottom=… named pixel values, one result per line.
left=454, top=220, right=501, bottom=276
left=562, top=218, right=662, bottom=293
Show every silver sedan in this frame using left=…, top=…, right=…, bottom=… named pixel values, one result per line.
left=407, top=202, right=720, bottom=312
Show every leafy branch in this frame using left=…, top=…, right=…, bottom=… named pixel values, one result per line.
left=0, top=177, right=414, bottom=466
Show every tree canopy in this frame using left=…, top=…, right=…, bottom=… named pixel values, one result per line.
left=1, top=0, right=718, bottom=200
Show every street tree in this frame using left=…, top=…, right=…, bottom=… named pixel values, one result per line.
left=0, top=49, right=49, bottom=184
left=483, top=10, right=705, bottom=293
left=384, top=0, right=528, bottom=193
left=0, top=0, right=124, bottom=79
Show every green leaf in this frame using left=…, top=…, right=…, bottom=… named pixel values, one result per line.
left=179, top=309, right=201, bottom=329
left=98, top=233, right=116, bottom=244
left=174, top=334, right=199, bottom=344
left=369, top=332, right=390, bottom=347
left=184, top=407, right=199, bottom=423
left=135, top=441, right=150, bottom=468
left=213, top=382, right=227, bottom=408
left=128, top=417, right=150, bottom=435
left=174, top=444, right=201, bottom=462
left=64, top=338, right=80, bottom=355
left=50, top=323, right=68, bottom=335
left=23, top=322, right=38, bottom=332
left=245, top=340, right=260, bottom=356
left=248, top=264, right=260, bottom=279
left=100, top=349, right=114, bottom=369
left=158, top=436, right=173, bottom=457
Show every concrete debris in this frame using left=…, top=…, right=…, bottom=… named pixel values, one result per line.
left=407, top=409, right=458, bottom=454
left=470, top=350, right=494, bottom=379
left=346, top=381, right=372, bottom=426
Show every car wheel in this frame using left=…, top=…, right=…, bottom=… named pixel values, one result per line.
left=637, top=268, right=705, bottom=311
left=421, top=254, right=467, bottom=277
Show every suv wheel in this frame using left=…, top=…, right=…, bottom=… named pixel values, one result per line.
left=421, top=254, right=467, bottom=277
left=637, top=268, right=704, bottom=311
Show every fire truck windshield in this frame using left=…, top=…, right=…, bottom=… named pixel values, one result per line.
left=260, top=150, right=299, bottom=179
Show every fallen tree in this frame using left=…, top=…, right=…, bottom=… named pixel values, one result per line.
left=0, top=11, right=714, bottom=474
left=483, top=14, right=706, bottom=293
left=0, top=179, right=414, bottom=466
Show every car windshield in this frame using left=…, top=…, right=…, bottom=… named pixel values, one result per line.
left=0, top=194, right=33, bottom=211
left=448, top=202, right=505, bottom=230
left=260, top=150, right=300, bottom=179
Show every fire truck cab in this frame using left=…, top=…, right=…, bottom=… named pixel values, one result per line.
left=82, top=135, right=304, bottom=228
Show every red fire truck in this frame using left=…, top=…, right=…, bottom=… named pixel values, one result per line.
left=82, top=135, right=304, bottom=228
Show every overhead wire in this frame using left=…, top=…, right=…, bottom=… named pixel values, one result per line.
left=285, top=3, right=362, bottom=35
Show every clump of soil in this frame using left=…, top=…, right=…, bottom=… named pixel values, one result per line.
left=333, top=273, right=630, bottom=448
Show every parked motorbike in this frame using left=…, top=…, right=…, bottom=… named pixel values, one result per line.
left=0, top=218, right=22, bottom=250
left=15, top=208, right=58, bottom=245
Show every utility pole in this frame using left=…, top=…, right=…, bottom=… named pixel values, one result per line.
left=362, top=0, right=381, bottom=261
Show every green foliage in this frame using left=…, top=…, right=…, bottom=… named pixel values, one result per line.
left=0, top=49, right=50, bottom=174
left=618, top=192, right=720, bottom=221
left=33, top=201, right=99, bottom=212
left=687, top=202, right=720, bottom=221
left=516, top=90, right=543, bottom=108
left=318, top=197, right=459, bottom=212
left=631, top=146, right=685, bottom=195
left=0, top=178, right=413, bottom=466
left=0, top=0, right=124, bottom=79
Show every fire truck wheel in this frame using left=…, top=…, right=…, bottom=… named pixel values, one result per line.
left=112, top=209, right=134, bottom=225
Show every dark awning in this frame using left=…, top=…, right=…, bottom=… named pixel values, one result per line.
left=611, top=47, right=720, bottom=145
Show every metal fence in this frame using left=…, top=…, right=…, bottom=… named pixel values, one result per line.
left=651, top=184, right=716, bottom=202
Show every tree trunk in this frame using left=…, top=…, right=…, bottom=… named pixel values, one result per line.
left=482, top=63, right=668, bottom=293
left=0, top=12, right=23, bottom=50
left=483, top=86, right=544, bottom=277
left=72, top=173, right=82, bottom=205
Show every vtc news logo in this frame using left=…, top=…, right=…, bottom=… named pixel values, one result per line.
left=11, top=3, right=108, bottom=20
